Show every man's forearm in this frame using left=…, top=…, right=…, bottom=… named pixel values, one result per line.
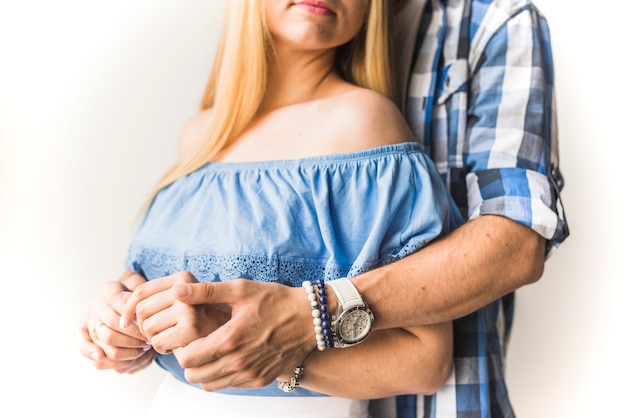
left=353, top=215, right=546, bottom=329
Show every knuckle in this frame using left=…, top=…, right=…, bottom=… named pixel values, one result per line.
left=150, top=340, right=169, bottom=355
left=141, top=320, right=156, bottom=341
left=100, top=346, right=118, bottom=361
left=237, top=369, right=258, bottom=384
left=184, top=368, right=199, bottom=384
left=176, top=351, right=193, bottom=369
left=231, top=278, right=257, bottom=298
left=231, top=279, right=246, bottom=294
left=230, top=356, right=252, bottom=374
left=200, top=283, right=215, bottom=299
left=173, top=323, right=196, bottom=342
left=96, top=325, right=112, bottom=344
left=236, top=376, right=272, bottom=389
left=218, top=339, right=238, bottom=355
left=132, top=283, right=148, bottom=299
left=98, top=311, right=116, bottom=329
left=135, top=301, right=149, bottom=322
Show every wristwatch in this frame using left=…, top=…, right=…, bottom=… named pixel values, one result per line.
left=328, top=278, right=374, bottom=348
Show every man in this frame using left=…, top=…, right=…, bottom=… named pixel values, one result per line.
left=77, top=1, right=568, bottom=416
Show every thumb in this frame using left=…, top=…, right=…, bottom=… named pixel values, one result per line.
left=174, top=282, right=234, bottom=305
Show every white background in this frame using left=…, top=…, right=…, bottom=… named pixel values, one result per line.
left=0, top=1, right=622, bottom=417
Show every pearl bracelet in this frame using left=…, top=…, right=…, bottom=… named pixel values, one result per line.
left=277, top=364, right=305, bottom=392
left=302, top=280, right=327, bottom=351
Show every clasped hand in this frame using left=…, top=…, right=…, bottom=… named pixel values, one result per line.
left=120, top=271, right=230, bottom=355
left=74, top=273, right=154, bottom=374
left=78, top=271, right=316, bottom=391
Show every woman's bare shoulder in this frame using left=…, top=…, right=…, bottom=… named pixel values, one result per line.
left=329, top=87, right=415, bottom=150
left=177, top=108, right=213, bottom=160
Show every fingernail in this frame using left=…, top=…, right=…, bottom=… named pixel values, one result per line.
left=142, top=344, right=152, bottom=352
left=90, top=352, right=100, bottom=361
left=119, top=317, right=126, bottom=329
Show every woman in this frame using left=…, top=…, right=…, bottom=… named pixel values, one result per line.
left=78, top=1, right=461, bottom=416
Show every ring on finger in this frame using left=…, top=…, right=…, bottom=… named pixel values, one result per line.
left=91, top=323, right=103, bottom=338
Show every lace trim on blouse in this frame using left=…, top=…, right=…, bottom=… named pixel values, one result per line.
left=127, top=241, right=422, bottom=285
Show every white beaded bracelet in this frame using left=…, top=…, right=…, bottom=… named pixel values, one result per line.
left=302, top=280, right=327, bottom=351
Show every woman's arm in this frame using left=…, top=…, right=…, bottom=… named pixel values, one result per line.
left=276, top=324, right=453, bottom=399
left=122, top=275, right=453, bottom=398
left=161, top=216, right=542, bottom=391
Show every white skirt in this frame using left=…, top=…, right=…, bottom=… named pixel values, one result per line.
left=147, top=374, right=371, bottom=418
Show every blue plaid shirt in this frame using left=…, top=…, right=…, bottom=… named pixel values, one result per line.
left=396, top=0, right=569, bottom=417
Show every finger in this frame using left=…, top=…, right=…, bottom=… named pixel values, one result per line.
left=97, top=340, right=153, bottom=362
left=94, top=354, right=151, bottom=373
left=120, top=277, right=176, bottom=329
left=121, top=272, right=196, bottom=329
left=123, top=350, right=156, bottom=375
left=102, top=281, right=134, bottom=317
left=149, top=305, right=229, bottom=354
left=95, top=281, right=147, bottom=340
left=140, top=309, right=179, bottom=352
left=77, top=320, right=148, bottom=364
left=183, top=356, right=264, bottom=391
left=82, top=314, right=151, bottom=363
left=95, top=322, right=151, bottom=349
left=174, top=280, right=241, bottom=306
left=93, top=295, right=147, bottom=342
left=173, top=326, right=229, bottom=368
left=75, top=323, right=107, bottom=361
left=183, top=360, right=233, bottom=390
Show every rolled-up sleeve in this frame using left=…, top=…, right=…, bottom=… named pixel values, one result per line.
left=464, top=7, right=569, bottom=254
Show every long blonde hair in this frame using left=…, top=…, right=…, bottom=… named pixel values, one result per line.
left=147, top=0, right=392, bottom=204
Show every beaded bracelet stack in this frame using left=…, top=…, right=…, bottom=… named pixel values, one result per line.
left=278, top=279, right=335, bottom=392
left=302, top=279, right=333, bottom=351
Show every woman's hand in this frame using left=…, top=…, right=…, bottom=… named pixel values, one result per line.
left=74, top=272, right=155, bottom=374
left=120, top=271, right=231, bottom=355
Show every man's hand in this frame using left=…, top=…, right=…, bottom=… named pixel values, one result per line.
left=171, top=279, right=316, bottom=391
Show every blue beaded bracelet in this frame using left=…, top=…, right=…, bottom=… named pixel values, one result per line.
left=315, top=279, right=333, bottom=349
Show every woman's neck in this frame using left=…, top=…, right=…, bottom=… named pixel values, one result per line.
left=261, top=46, right=344, bottom=113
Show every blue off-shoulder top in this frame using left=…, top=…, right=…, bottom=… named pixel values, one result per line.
left=125, top=142, right=462, bottom=397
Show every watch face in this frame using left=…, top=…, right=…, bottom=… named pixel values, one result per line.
left=337, top=306, right=373, bottom=344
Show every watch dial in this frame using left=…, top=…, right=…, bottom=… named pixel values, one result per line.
left=338, top=307, right=372, bottom=343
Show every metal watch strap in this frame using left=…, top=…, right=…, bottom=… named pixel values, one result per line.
left=329, top=278, right=363, bottom=309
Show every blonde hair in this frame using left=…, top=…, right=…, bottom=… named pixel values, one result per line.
left=146, top=0, right=392, bottom=204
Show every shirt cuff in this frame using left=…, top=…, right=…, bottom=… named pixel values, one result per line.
left=466, top=168, right=569, bottom=256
